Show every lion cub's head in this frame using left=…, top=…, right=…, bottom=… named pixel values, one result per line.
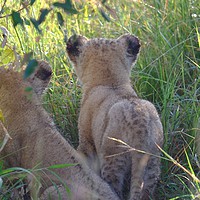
left=66, top=34, right=140, bottom=87
left=0, top=60, right=52, bottom=100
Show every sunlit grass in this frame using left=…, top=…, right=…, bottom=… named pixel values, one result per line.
left=0, top=0, right=199, bottom=199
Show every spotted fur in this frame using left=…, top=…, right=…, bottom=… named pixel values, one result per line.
left=0, top=61, right=119, bottom=200
left=67, top=34, right=164, bottom=200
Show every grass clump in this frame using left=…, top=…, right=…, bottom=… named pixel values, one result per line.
left=0, top=0, right=199, bottom=199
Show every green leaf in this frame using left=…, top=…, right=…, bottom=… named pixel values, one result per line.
left=30, top=9, right=50, bottom=33
left=30, top=0, right=36, bottom=5
left=0, top=47, right=15, bottom=65
left=0, top=109, right=4, bottom=123
left=24, top=18, right=31, bottom=26
left=11, top=11, right=24, bottom=27
left=21, top=52, right=33, bottom=66
left=48, top=163, right=78, bottom=169
left=23, top=59, right=38, bottom=79
left=1, top=167, right=32, bottom=176
left=0, top=168, right=15, bottom=175
left=30, top=18, right=41, bottom=33
left=53, top=0, right=78, bottom=14
left=24, top=87, right=33, bottom=92
left=38, top=9, right=50, bottom=25
left=99, top=9, right=110, bottom=22
left=57, top=12, right=64, bottom=27
left=46, top=170, right=72, bottom=197
left=0, top=161, right=4, bottom=172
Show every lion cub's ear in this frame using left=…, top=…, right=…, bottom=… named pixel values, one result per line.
left=117, top=34, right=141, bottom=63
left=66, top=35, right=88, bottom=64
left=27, top=60, right=52, bottom=95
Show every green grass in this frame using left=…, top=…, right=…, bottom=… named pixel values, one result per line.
left=0, top=0, right=200, bottom=199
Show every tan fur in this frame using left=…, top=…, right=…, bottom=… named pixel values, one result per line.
left=0, top=61, right=119, bottom=200
left=67, top=34, right=164, bottom=200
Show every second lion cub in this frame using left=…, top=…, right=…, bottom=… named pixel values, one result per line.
left=67, top=34, right=163, bottom=200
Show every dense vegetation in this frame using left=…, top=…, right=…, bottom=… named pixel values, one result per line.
left=0, top=0, right=199, bottom=199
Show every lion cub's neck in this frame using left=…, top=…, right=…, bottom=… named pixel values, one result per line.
left=82, top=83, right=137, bottom=105
left=82, top=73, right=133, bottom=94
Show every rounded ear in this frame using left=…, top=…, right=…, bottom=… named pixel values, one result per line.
left=66, top=35, right=88, bottom=63
left=117, top=34, right=141, bottom=57
left=27, top=60, right=52, bottom=95
left=34, top=60, right=52, bottom=81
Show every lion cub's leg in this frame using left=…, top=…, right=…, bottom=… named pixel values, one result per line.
left=138, top=154, right=161, bottom=200
left=98, top=101, right=162, bottom=200
left=100, top=136, right=149, bottom=200
left=130, top=117, right=163, bottom=199
left=130, top=153, right=149, bottom=200
left=77, top=140, right=100, bottom=174
left=100, top=138, right=131, bottom=199
left=97, top=102, right=135, bottom=199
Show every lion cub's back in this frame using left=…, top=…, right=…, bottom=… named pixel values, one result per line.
left=109, top=98, right=163, bottom=143
left=90, top=91, right=163, bottom=152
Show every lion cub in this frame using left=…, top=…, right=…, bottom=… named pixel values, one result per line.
left=0, top=61, right=119, bottom=200
left=67, top=34, right=164, bottom=200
